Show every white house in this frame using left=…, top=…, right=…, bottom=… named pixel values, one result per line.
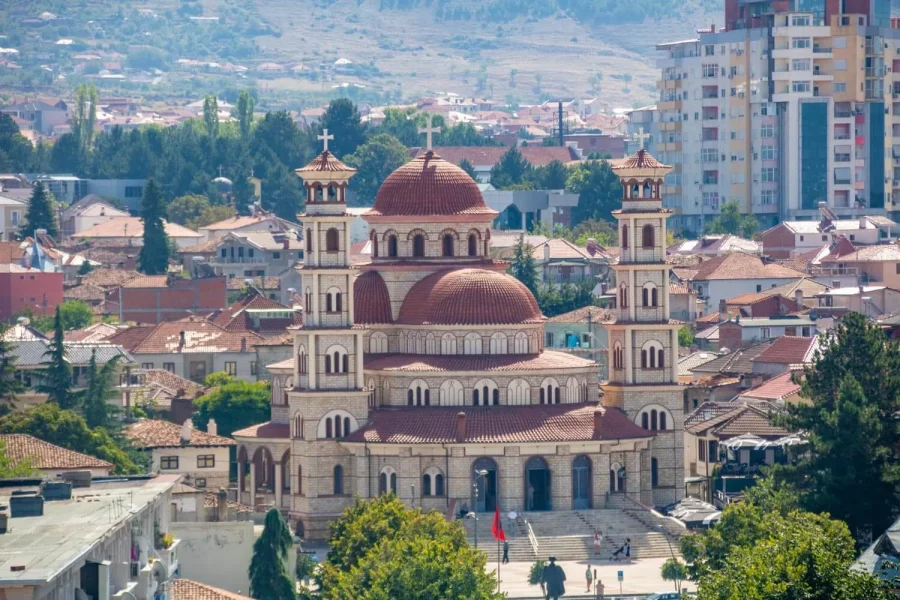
left=61, top=195, right=130, bottom=237
left=691, top=253, right=807, bottom=316
left=198, top=214, right=298, bottom=242
left=0, top=434, right=114, bottom=478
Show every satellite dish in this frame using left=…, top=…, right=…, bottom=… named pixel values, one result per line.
left=151, top=560, right=168, bottom=583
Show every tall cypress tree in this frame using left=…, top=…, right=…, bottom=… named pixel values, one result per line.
left=249, top=508, right=295, bottom=600
left=137, top=179, right=170, bottom=275
left=24, top=182, right=58, bottom=238
left=38, top=307, right=74, bottom=409
left=508, top=239, right=538, bottom=296
left=0, top=325, right=24, bottom=405
left=80, top=349, right=121, bottom=428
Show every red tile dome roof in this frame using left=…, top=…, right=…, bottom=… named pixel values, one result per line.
left=354, top=271, right=393, bottom=324
left=295, top=150, right=356, bottom=174
left=398, top=268, right=542, bottom=326
left=367, top=151, right=497, bottom=218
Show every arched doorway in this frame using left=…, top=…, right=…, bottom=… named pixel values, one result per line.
left=609, top=462, right=625, bottom=493
left=524, top=456, right=551, bottom=511
left=572, top=455, right=591, bottom=509
left=472, top=457, right=498, bottom=513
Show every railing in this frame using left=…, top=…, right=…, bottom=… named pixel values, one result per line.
left=526, top=521, right=540, bottom=556
left=210, top=256, right=268, bottom=264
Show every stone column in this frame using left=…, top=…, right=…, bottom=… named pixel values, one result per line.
left=309, top=333, right=317, bottom=390
left=594, top=453, right=611, bottom=509
left=275, top=462, right=283, bottom=509
left=624, top=332, right=633, bottom=385
left=628, top=269, right=636, bottom=321
left=356, top=333, right=364, bottom=389
left=347, top=272, right=355, bottom=326
left=249, top=464, right=257, bottom=508
left=237, top=461, right=244, bottom=496
left=313, top=221, right=320, bottom=266
left=311, top=272, right=320, bottom=327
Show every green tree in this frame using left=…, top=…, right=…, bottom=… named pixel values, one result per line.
left=77, top=261, right=94, bottom=276
left=678, top=326, right=695, bottom=347
left=38, top=306, right=74, bottom=409
left=236, top=90, right=255, bottom=139
left=203, top=96, right=220, bottom=141
left=375, top=107, right=420, bottom=146
left=566, top=161, right=620, bottom=227
left=23, top=182, right=58, bottom=238
left=0, top=439, right=34, bottom=477
left=661, top=558, right=688, bottom=594
left=70, top=83, right=98, bottom=158
left=319, top=495, right=502, bottom=600
left=137, top=179, right=170, bottom=275
left=0, top=113, right=33, bottom=171
left=56, top=300, right=93, bottom=331
left=264, top=162, right=303, bottom=222
left=319, top=98, right=366, bottom=158
left=490, top=146, right=531, bottom=189
left=167, top=194, right=236, bottom=230
left=533, top=160, right=568, bottom=189
left=458, top=158, right=477, bottom=180
left=249, top=508, right=295, bottom=600
left=80, top=349, right=122, bottom=428
left=344, top=133, right=409, bottom=206
left=192, top=379, right=270, bottom=437
left=508, top=239, right=538, bottom=296
left=0, top=403, right=143, bottom=474
left=706, top=200, right=758, bottom=238
left=776, top=312, right=900, bottom=539
left=0, top=325, right=24, bottom=403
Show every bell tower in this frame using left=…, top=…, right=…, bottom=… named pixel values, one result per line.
left=289, top=134, right=370, bottom=538
left=602, top=144, right=684, bottom=506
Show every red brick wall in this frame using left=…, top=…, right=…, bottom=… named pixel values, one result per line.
left=718, top=321, right=743, bottom=351
left=760, top=224, right=796, bottom=258
left=118, top=277, right=227, bottom=324
left=0, top=271, right=64, bottom=320
left=725, top=0, right=740, bottom=30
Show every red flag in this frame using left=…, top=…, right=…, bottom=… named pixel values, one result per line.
left=491, top=505, right=506, bottom=542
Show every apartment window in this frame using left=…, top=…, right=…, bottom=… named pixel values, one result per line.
left=761, top=124, right=776, bottom=137
left=761, top=145, right=776, bottom=160
left=791, top=15, right=811, bottom=26
left=250, top=361, right=257, bottom=376
left=141, top=362, right=154, bottom=369
left=762, top=167, right=778, bottom=182
left=834, top=59, right=846, bottom=71
left=197, top=455, right=215, bottom=468
left=546, top=332, right=554, bottom=347
left=833, top=37, right=847, bottom=49
left=704, top=44, right=715, bottom=56
left=702, top=64, right=718, bottom=78
left=756, top=284, right=763, bottom=292
left=834, top=82, right=847, bottom=93
left=801, top=326, right=811, bottom=336
left=698, top=439, right=707, bottom=461
left=224, top=361, right=237, bottom=376
left=702, top=192, right=720, bottom=207
left=125, top=186, right=143, bottom=198
left=760, top=327, right=771, bottom=338
left=273, top=252, right=281, bottom=259
left=10, top=211, right=19, bottom=226
left=160, top=456, right=179, bottom=470
left=792, top=81, right=811, bottom=93
left=163, top=363, right=175, bottom=373
left=792, top=37, right=811, bottom=49
left=761, top=190, right=777, bottom=205
left=195, top=478, right=207, bottom=488
left=792, top=58, right=810, bottom=71
left=730, top=172, right=745, bottom=184
left=701, top=148, right=718, bottom=163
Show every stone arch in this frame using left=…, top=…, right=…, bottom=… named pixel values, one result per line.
left=369, top=331, right=388, bottom=354
left=640, top=340, right=665, bottom=369
left=612, top=342, right=623, bottom=370
left=642, top=223, right=655, bottom=248
left=426, top=332, right=436, bottom=354
left=379, top=466, right=398, bottom=495
left=513, top=331, right=529, bottom=354
left=292, top=411, right=304, bottom=439
left=325, top=286, right=343, bottom=313
left=251, top=446, right=275, bottom=493
left=641, top=281, right=658, bottom=308
left=317, top=409, right=358, bottom=439
left=539, top=377, right=561, bottom=404
left=280, top=449, right=291, bottom=495
left=472, top=457, right=499, bottom=512
left=407, top=379, right=431, bottom=406
left=324, top=344, right=349, bottom=374
left=463, top=332, right=482, bottom=355
left=369, top=229, right=379, bottom=258
left=619, top=282, right=629, bottom=308
left=440, top=228, right=459, bottom=258
left=441, top=332, right=457, bottom=354
left=609, top=462, right=625, bottom=493
left=636, top=404, right=673, bottom=431
left=325, top=227, right=340, bottom=252
left=572, top=455, right=592, bottom=509
left=565, top=377, right=580, bottom=403
left=472, top=378, right=499, bottom=406
left=507, top=378, right=531, bottom=405
left=489, top=332, right=508, bottom=354
left=524, top=456, right=551, bottom=511
left=467, top=229, right=481, bottom=257
left=440, top=379, right=465, bottom=406
left=423, top=466, right=445, bottom=496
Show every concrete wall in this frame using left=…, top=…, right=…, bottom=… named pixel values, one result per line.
left=169, top=521, right=256, bottom=595
left=152, top=446, right=231, bottom=490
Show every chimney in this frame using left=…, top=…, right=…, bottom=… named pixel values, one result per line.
left=178, top=331, right=186, bottom=351
left=207, top=418, right=218, bottom=436
left=593, top=409, right=603, bottom=438
left=718, top=299, right=728, bottom=319
left=216, top=487, right=229, bottom=522
left=455, top=411, right=467, bottom=442
left=859, top=215, right=867, bottom=230
left=240, top=336, right=247, bottom=352
left=795, top=289, right=804, bottom=308
left=543, top=243, right=551, bottom=261
left=180, top=419, right=192, bottom=444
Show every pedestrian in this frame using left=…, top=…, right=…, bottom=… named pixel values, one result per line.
left=597, top=578, right=605, bottom=600
left=625, top=538, right=631, bottom=561
left=584, top=564, right=592, bottom=593
left=502, top=540, right=509, bottom=564
left=611, top=542, right=625, bottom=561
left=593, top=532, right=602, bottom=555
left=540, top=556, right=567, bottom=600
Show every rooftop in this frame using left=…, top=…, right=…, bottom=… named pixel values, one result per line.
left=0, top=475, right=179, bottom=586
left=693, top=253, right=806, bottom=281
left=410, top=146, right=578, bottom=167
left=364, top=350, right=595, bottom=373
left=170, top=579, right=252, bottom=600
left=738, top=371, right=803, bottom=402
left=124, top=419, right=234, bottom=449
left=751, top=336, right=818, bottom=365
left=107, top=321, right=262, bottom=354
left=9, top=340, right=133, bottom=368
left=545, top=306, right=616, bottom=324
left=75, top=217, right=202, bottom=240
left=0, top=434, right=113, bottom=471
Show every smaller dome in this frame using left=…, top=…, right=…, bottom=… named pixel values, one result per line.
left=295, top=150, right=356, bottom=175
left=354, top=271, right=393, bottom=324
left=398, top=269, right=542, bottom=326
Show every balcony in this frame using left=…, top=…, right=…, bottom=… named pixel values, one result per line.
left=834, top=133, right=851, bottom=140
left=210, top=256, right=267, bottom=265
left=812, top=46, right=832, bottom=55
left=834, top=154, right=851, bottom=163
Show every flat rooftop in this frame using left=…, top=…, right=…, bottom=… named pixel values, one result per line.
left=0, top=475, right=178, bottom=587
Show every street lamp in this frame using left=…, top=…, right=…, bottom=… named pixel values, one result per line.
left=470, top=469, right=490, bottom=548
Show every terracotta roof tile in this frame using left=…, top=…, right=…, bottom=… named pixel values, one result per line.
left=739, top=371, right=802, bottom=401
left=821, top=243, right=900, bottom=263
left=367, top=151, right=497, bottom=218
left=364, top=350, right=595, bottom=373
left=63, top=283, right=108, bottom=302
left=80, top=268, right=141, bottom=288
left=137, top=369, right=207, bottom=400
left=344, top=404, right=652, bottom=444
left=121, top=275, right=169, bottom=288
left=714, top=407, right=790, bottom=439
left=398, top=268, right=542, bottom=326
left=545, top=306, right=615, bottom=323
left=170, top=579, right=251, bottom=600
left=124, top=419, right=234, bottom=448
left=532, top=238, right=606, bottom=260
left=295, top=150, right=356, bottom=174
left=669, top=282, right=691, bottom=295
left=614, top=149, right=667, bottom=170
left=200, top=215, right=277, bottom=231
left=751, top=336, right=816, bottom=365
left=108, top=321, right=262, bottom=354
left=76, top=217, right=202, bottom=240
left=226, top=276, right=280, bottom=291
left=694, top=253, right=806, bottom=281
left=232, top=421, right=290, bottom=439
left=354, top=271, right=393, bottom=324
left=0, top=434, right=113, bottom=470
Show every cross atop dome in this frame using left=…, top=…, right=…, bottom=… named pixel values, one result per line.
left=317, top=128, right=334, bottom=153
left=418, top=114, right=440, bottom=152
left=631, top=126, right=650, bottom=151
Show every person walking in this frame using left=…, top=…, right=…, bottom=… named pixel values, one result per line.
left=502, top=540, right=509, bottom=564
left=593, top=532, right=602, bottom=555
left=625, top=538, right=631, bottom=561
left=540, top=556, right=567, bottom=600
left=596, top=578, right=605, bottom=600
left=584, top=564, right=592, bottom=593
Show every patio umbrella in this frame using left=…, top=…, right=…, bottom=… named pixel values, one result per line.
left=771, top=434, right=807, bottom=447
left=723, top=433, right=767, bottom=450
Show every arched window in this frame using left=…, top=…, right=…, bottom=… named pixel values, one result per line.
left=441, top=333, right=457, bottom=355
left=660, top=411, right=668, bottom=430
left=642, top=224, right=655, bottom=248
left=325, top=354, right=332, bottom=373
left=650, top=409, right=658, bottom=431
left=409, top=380, right=429, bottom=406
left=407, top=389, right=413, bottom=405
left=468, top=234, right=478, bottom=256
left=540, top=378, right=560, bottom=404
left=641, top=341, right=663, bottom=369
left=423, top=474, right=431, bottom=496
left=513, top=332, right=529, bottom=354
left=641, top=412, right=649, bottom=429
left=325, top=345, right=349, bottom=374
left=473, top=388, right=479, bottom=405
left=637, top=406, right=672, bottom=432
left=335, top=416, right=342, bottom=438
left=440, top=379, right=465, bottom=406
left=651, top=458, right=659, bottom=488
left=369, top=332, right=388, bottom=353
left=412, top=234, right=425, bottom=257
left=658, top=348, right=665, bottom=369
left=333, top=465, right=344, bottom=494
left=610, top=462, right=625, bottom=493
left=325, top=418, right=333, bottom=438
left=326, top=228, right=340, bottom=252
left=642, top=282, right=658, bottom=307
left=621, top=224, right=628, bottom=249
left=325, top=287, right=342, bottom=313
left=489, top=333, right=508, bottom=354
left=435, top=473, right=445, bottom=496
left=344, top=416, right=350, bottom=436
left=463, top=333, right=482, bottom=355
left=379, top=467, right=397, bottom=495
left=566, top=377, right=579, bottom=403
left=423, top=467, right=445, bottom=496
left=296, top=464, right=303, bottom=496
left=473, top=379, right=498, bottom=406
left=388, top=235, right=398, bottom=257
left=306, top=229, right=313, bottom=253
left=507, top=379, right=530, bottom=405
left=370, top=231, right=379, bottom=258
left=442, top=234, right=454, bottom=257
left=612, top=343, right=622, bottom=370
left=619, top=284, right=628, bottom=309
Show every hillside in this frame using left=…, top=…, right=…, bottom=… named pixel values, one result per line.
left=0, top=0, right=719, bottom=108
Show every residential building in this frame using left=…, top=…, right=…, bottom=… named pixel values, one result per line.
left=718, top=315, right=818, bottom=350
left=0, top=475, right=181, bottom=600
left=170, top=580, right=252, bottom=600
left=0, top=263, right=63, bottom=320
left=197, top=214, right=299, bottom=242
left=544, top=306, right=614, bottom=379
left=107, top=274, right=228, bottom=324
left=814, top=283, right=900, bottom=316
left=207, top=289, right=302, bottom=338
left=749, top=335, right=819, bottom=376
left=563, top=132, right=626, bottom=157
left=668, top=234, right=760, bottom=257
left=0, top=433, right=114, bottom=477
left=486, top=189, right=581, bottom=231
left=530, top=238, right=612, bottom=289
left=0, top=194, right=25, bottom=241
left=811, top=238, right=900, bottom=288
left=119, top=368, right=208, bottom=424
left=7, top=340, right=134, bottom=410
left=737, top=370, right=806, bottom=403
left=670, top=281, right=700, bottom=321
left=724, top=292, right=805, bottom=318
left=0, top=99, right=68, bottom=134
left=60, top=195, right=130, bottom=237
left=254, top=333, right=293, bottom=382
left=854, top=515, right=900, bottom=592
left=761, top=213, right=897, bottom=258
left=107, top=320, right=263, bottom=382
left=652, top=1, right=900, bottom=232
left=75, top=217, right=203, bottom=248
left=84, top=179, right=148, bottom=211
left=690, top=253, right=807, bottom=315
left=125, top=419, right=234, bottom=489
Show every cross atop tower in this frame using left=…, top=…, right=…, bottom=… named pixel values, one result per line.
left=317, top=128, right=334, bottom=153
left=418, top=114, right=441, bottom=152
left=632, top=127, right=651, bottom=151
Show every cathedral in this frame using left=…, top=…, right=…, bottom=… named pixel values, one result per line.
left=233, top=131, right=684, bottom=539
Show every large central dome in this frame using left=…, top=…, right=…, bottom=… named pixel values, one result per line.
left=367, top=151, right=497, bottom=218
left=398, top=268, right=543, bottom=326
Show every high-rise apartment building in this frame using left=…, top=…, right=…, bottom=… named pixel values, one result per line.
left=644, top=0, right=897, bottom=233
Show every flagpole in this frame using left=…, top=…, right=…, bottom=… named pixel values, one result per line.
left=497, top=538, right=501, bottom=593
